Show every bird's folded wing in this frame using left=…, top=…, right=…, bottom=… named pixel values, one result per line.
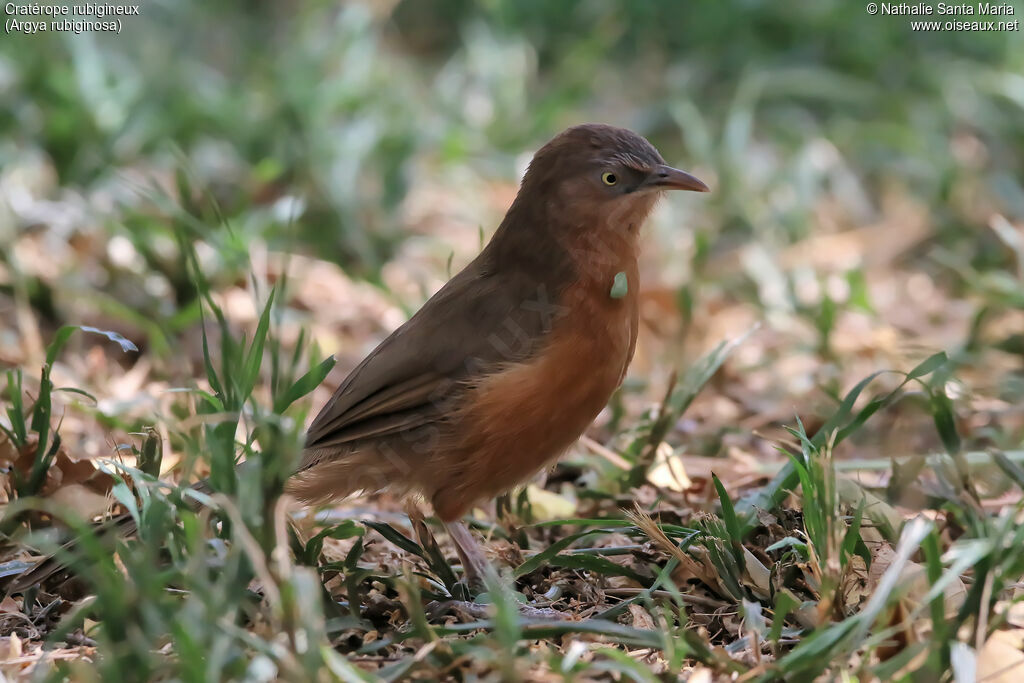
left=303, top=371, right=444, bottom=449
left=302, top=263, right=564, bottom=457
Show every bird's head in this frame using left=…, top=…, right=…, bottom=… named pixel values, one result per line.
left=518, top=124, right=708, bottom=235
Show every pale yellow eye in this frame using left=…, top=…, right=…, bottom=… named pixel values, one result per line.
left=601, top=172, right=618, bottom=186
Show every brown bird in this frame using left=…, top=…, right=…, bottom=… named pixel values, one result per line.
left=289, top=123, right=708, bottom=582
left=9, top=124, right=707, bottom=593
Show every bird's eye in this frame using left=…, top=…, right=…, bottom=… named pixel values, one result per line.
left=601, top=172, right=618, bottom=186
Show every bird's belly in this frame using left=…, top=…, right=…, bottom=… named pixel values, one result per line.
left=429, top=287, right=637, bottom=520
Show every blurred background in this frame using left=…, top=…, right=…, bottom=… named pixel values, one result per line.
left=4, top=4, right=1024, bottom=676
left=1, top=0, right=1022, bottom=480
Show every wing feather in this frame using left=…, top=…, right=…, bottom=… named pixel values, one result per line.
left=302, top=251, right=573, bottom=460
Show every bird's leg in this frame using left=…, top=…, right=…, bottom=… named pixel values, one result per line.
left=412, top=517, right=568, bottom=621
left=443, top=519, right=491, bottom=592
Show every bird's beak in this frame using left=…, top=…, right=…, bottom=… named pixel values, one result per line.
left=642, top=164, right=710, bottom=192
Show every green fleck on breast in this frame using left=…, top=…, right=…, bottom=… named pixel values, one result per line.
left=609, top=271, right=628, bottom=299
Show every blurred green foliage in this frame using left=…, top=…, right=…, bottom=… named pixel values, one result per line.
left=2, top=0, right=1021, bottom=272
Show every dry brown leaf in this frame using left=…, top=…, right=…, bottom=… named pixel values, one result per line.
left=7, top=436, right=115, bottom=503
left=977, top=630, right=1024, bottom=682
left=868, top=543, right=966, bottom=619
left=524, top=484, right=577, bottom=521
left=741, top=547, right=772, bottom=599
left=0, top=633, right=22, bottom=661
left=50, top=484, right=113, bottom=521
left=1006, top=587, right=1024, bottom=629
left=627, top=604, right=656, bottom=630
left=648, top=443, right=693, bottom=492
left=0, top=596, right=20, bottom=615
